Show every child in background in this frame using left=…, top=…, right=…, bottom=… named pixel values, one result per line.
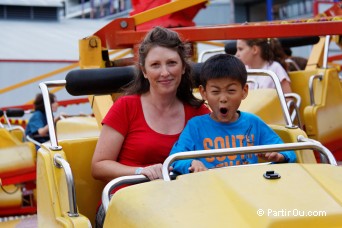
left=235, top=38, right=292, bottom=94
left=169, top=54, right=296, bottom=174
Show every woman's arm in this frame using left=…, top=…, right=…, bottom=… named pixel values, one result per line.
left=91, top=125, right=164, bottom=182
left=91, top=125, right=132, bottom=182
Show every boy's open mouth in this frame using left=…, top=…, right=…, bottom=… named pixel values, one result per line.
left=220, top=107, right=228, bottom=114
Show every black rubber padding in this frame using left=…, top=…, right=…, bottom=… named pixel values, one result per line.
left=65, top=66, right=136, bottom=96
left=5, top=108, right=25, bottom=117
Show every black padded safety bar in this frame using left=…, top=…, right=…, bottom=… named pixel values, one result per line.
left=5, top=108, right=25, bottom=117
left=65, top=66, right=136, bottom=96
left=0, top=110, right=3, bottom=117
left=224, top=36, right=320, bottom=55
left=65, top=63, right=204, bottom=96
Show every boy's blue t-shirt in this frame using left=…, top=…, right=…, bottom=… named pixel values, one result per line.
left=170, top=111, right=297, bottom=174
left=25, top=110, right=47, bottom=136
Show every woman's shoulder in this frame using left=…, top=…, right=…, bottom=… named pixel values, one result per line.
left=114, top=94, right=141, bottom=106
left=117, top=94, right=140, bottom=102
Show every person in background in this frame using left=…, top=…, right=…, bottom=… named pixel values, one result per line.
left=235, top=38, right=292, bottom=94
left=91, top=26, right=210, bottom=227
left=170, top=54, right=296, bottom=175
left=25, top=92, right=63, bottom=150
left=282, top=46, right=308, bottom=71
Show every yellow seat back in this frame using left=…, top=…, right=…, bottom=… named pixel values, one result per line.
left=60, top=138, right=105, bottom=226
left=290, top=68, right=342, bottom=159
left=289, top=69, right=320, bottom=126
left=9, top=128, right=25, bottom=142
left=240, top=89, right=285, bottom=125
left=0, top=129, right=36, bottom=180
left=56, top=116, right=100, bottom=140
left=269, top=125, right=316, bottom=164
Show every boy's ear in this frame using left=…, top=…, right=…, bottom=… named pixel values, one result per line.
left=242, top=83, right=249, bottom=100
left=199, top=85, right=207, bottom=100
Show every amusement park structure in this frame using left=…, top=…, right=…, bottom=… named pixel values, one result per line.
left=0, top=0, right=342, bottom=227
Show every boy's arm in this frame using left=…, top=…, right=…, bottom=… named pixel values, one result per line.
left=169, top=123, right=197, bottom=174
left=259, top=122, right=297, bottom=163
left=279, top=151, right=296, bottom=163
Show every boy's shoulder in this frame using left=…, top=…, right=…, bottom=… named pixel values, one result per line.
left=187, top=113, right=210, bottom=124
left=239, top=111, right=264, bottom=122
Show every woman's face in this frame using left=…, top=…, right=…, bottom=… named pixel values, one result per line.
left=236, top=39, right=254, bottom=67
left=142, top=46, right=185, bottom=96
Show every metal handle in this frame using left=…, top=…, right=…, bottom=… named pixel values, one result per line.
left=323, top=35, right=330, bottom=69
left=285, top=92, right=303, bottom=129
left=162, top=136, right=337, bottom=181
left=247, top=69, right=294, bottom=128
left=198, top=48, right=224, bottom=62
left=26, top=135, right=42, bottom=147
left=297, top=135, right=328, bottom=164
left=308, top=74, right=323, bottom=106
left=54, top=154, right=79, bottom=217
left=39, top=80, right=66, bottom=151
left=102, top=175, right=150, bottom=213
left=247, top=78, right=259, bottom=89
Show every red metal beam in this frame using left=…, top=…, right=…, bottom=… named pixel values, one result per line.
left=94, top=17, right=342, bottom=49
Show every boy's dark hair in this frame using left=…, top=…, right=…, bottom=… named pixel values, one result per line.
left=200, top=54, right=247, bottom=88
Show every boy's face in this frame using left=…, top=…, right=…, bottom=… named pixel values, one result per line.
left=199, top=77, right=248, bottom=123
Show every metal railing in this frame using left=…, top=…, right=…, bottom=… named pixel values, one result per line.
left=162, top=135, right=337, bottom=181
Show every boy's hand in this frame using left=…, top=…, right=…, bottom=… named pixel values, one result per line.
left=189, top=160, right=208, bottom=173
left=258, top=152, right=285, bottom=163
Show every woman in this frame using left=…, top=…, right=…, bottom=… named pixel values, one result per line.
left=25, top=92, right=61, bottom=150
left=235, top=38, right=292, bottom=94
left=91, top=26, right=209, bottom=182
left=92, top=26, right=210, bottom=227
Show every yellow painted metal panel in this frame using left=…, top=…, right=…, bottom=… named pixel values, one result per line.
left=79, top=36, right=104, bottom=69
left=105, top=164, right=342, bottom=227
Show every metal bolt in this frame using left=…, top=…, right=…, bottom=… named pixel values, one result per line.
left=89, top=38, right=98, bottom=48
left=120, top=20, right=128, bottom=28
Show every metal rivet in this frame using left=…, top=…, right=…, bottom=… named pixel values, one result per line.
left=89, top=38, right=98, bottom=48
left=120, top=20, right=128, bottom=28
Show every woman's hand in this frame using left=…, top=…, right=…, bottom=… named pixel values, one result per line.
left=189, top=160, right=208, bottom=173
left=140, top=164, right=163, bottom=180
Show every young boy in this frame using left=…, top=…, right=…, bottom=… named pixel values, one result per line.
left=169, top=54, right=297, bottom=174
